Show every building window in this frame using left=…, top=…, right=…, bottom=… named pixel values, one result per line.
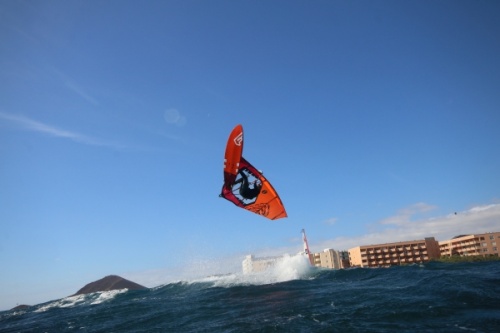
left=482, top=243, right=487, bottom=247
left=494, top=247, right=498, bottom=252
left=492, top=242, right=497, bottom=246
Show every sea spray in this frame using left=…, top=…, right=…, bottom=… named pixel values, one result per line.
left=256, top=253, right=314, bottom=283
left=2, top=261, right=499, bottom=332
left=190, top=253, right=315, bottom=287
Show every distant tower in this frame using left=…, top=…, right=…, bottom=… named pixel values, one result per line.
left=302, top=229, right=313, bottom=265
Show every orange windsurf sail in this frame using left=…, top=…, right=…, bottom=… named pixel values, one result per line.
left=220, top=125, right=287, bottom=220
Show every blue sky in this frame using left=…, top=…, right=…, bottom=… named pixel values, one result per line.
left=1, top=0, right=500, bottom=310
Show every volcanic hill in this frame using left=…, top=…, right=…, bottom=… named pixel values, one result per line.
left=73, top=275, right=147, bottom=296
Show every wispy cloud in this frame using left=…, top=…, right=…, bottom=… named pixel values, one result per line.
left=311, top=203, right=500, bottom=251
left=379, top=202, right=437, bottom=226
left=63, top=80, right=100, bottom=106
left=247, top=202, right=500, bottom=255
left=105, top=201, right=500, bottom=286
left=122, top=202, right=500, bottom=285
left=51, top=68, right=100, bottom=106
left=164, top=108, right=187, bottom=127
left=0, top=112, right=126, bottom=149
left=324, top=217, right=338, bottom=225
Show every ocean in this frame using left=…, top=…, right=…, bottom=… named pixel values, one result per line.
left=1, top=257, right=499, bottom=332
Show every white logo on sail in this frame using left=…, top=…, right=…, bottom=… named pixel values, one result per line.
left=234, top=132, right=243, bottom=146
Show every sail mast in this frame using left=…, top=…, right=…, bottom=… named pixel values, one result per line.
left=302, top=229, right=313, bottom=265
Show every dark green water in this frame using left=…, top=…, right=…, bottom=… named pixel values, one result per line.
left=1, top=261, right=499, bottom=332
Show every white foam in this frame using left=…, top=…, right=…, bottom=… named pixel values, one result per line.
left=90, top=289, right=127, bottom=305
left=270, top=254, right=314, bottom=282
left=35, top=294, right=87, bottom=312
left=34, top=289, right=128, bottom=312
left=190, top=253, right=315, bottom=287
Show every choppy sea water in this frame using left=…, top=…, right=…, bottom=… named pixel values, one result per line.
left=1, top=257, right=499, bottom=332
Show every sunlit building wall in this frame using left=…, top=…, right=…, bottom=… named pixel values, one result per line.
left=310, top=249, right=350, bottom=269
left=348, top=237, right=441, bottom=268
left=439, top=232, right=500, bottom=257
left=310, top=249, right=338, bottom=269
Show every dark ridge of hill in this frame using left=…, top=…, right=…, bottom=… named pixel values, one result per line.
left=73, top=275, right=147, bottom=296
left=11, top=304, right=30, bottom=311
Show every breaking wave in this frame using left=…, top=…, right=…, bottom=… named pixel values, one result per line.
left=35, top=289, right=128, bottom=313
left=190, top=253, right=315, bottom=287
left=2, top=261, right=499, bottom=332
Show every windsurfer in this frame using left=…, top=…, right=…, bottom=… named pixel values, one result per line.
left=235, top=170, right=262, bottom=200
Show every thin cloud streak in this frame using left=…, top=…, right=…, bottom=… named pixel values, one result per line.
left=324, top=217, right=338, bottom=225
left=379, top=202, right=438, bottom=226
left=0, top=112, right=127, bottom=150
left=64, top=80, right=100, bottom=106
left=313, top=203, right=500, bottom=251
left=122, top=202, right=500, bottom=286
left=51, top=68, right=100, bottom=106
left=248, top=202, right=500, bottom=255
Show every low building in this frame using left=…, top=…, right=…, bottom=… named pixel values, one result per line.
left=348, top=237, right=441, bottom=268
left=439, top=232, right=500, bottom=257
left=310, top=249, right=350, bottom=269
left=242, top=255, right=283, bottom=274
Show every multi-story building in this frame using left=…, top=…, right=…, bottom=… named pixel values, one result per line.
left=243, top=231, right=500, bottom=274
left=348, top=237, right=441, bottom=268
left=310, top=249, right=350, bottom=269
left=439, top=232, right=500, bottom=257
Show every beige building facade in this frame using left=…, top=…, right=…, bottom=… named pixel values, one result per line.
left=439, top=232, right=500, bottom=257
left=243, top=231, right=499, bottom=274
left=310, top=249, right=349, bottom=269
left=348, top=237, right=441, bottom=268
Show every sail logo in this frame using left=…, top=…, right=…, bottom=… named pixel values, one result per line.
left=234, top=132, right=243, bottom=146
